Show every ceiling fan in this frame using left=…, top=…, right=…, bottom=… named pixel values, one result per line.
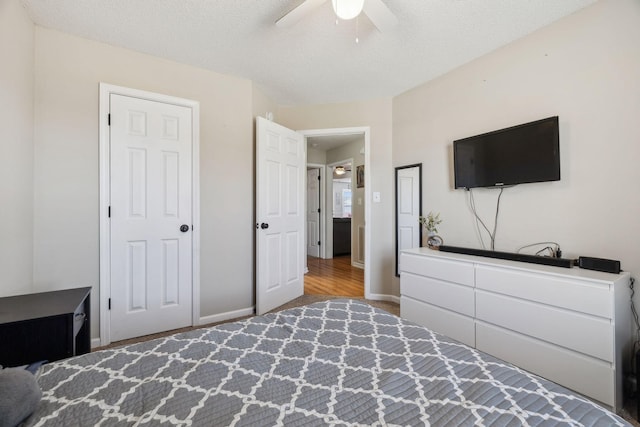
left=335, top=165, right=351, bottom=175
left=276, top=0, right=398, bottom=32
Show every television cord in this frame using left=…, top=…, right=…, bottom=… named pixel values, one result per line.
left=467, top=189, right=490, bottom=249
left=516, top=241, right=561, bottom=258
left=467, top=187, right=504, bottom=250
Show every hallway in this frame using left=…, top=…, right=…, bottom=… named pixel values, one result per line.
left=305, top=255, right=364, bottom=297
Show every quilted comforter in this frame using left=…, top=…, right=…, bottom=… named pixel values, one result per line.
left=24, top=299, right=630, bottom=426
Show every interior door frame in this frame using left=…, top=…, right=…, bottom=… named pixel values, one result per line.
left=299, top=127, right=371, bottom=299
left=306, top=163, right=326, bottom=259
left=395, top=163, right=422, bottom=277
left=98, top=83, right=201, bottom=347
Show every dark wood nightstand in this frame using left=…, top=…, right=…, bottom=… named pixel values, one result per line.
left=0, top=287, right=91, bottom=367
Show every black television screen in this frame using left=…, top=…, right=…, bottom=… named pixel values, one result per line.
left=453, top=116, right=560, bottom=189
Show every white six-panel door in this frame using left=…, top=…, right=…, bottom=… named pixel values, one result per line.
left=109, top=94, right=193, bottom=341
left=397, top=166, right=421, bottom=254
left=256, top=117, right=305, bottom=315
left=306, top=168, right=321, bottom=258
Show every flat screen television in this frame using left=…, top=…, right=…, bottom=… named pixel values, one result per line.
left=453, top=116, right=560, bottom=189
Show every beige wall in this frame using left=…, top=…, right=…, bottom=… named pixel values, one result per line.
left=0, top=0, right=34, bottom=295
left=326, top=138, right=366, bottom=262
left=32, top=28, right=255, bottom=337
left=252, top=84, right=279, bottom=125
left=306, top=146, right=327, bottom=165
left=278, top=99, right=395, bottom=298
left=5, top=0, right=637, bottom=335
left=393, top=0, right=640, bottom=292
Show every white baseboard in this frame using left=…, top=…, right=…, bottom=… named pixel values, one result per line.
left=352, top=261, right=364, bottom=270
left=90, top=307, right=255, bottom=348
left=365, top=293, right=400, bottom=304
left=199, top=306, right=255, bottom=326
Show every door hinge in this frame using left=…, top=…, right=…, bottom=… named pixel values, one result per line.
left=108, top=298, right=111, bottom=310
left=317, top=175, right=320, bottom=181
left=317, top=208, right=321, bottom=213
left=108, top=206, right=111, bottom=218
left=108, top=114, right=111, bottom=126
left=318, top=241, right=321, bottom=246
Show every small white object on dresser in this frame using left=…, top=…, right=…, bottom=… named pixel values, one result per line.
left=399, top=247, right=631, bottom=412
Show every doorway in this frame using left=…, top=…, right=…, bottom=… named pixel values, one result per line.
left=98, top=84, right=201, bottom=346
left=303, top=129, right=369, bottom=298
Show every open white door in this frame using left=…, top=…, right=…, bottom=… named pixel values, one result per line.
left=306, top=168, right=321, bottom=258
left=256, top=117, right=305, bottom=315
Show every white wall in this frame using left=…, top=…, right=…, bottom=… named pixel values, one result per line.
left=279, top=99, right=394, bottom=298
left=393, top=0, right=640, bottom=291
left=0, top=0, right=34, bottom=295
left=32, top=28, right=255, bottom=337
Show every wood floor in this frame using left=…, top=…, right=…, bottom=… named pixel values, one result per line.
left=305, top=255, right=364, bottom=297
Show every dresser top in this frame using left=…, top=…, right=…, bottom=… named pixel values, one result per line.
left=0, top=287, right=91, bottom=324
left=401, top=247, right=629, bottom=284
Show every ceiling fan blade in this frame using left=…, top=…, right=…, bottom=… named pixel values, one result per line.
left=363, top=0, right=398, bottom=32
left=276, top=0, right=328, bottom=28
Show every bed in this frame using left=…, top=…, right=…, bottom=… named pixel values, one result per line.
left=24, top=299, right=630, bottom=426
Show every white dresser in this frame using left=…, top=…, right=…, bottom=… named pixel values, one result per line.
left=400, top=247, right=631, bottom=411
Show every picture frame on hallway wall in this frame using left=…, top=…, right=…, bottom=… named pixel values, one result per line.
left=356, top=165, right=364, bottom=188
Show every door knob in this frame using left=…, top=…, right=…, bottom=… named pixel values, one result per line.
left=260, top=223, right=269, bottom=229
left=180, top=224, right=189, bottom=232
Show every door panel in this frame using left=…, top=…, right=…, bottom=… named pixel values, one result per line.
left=256, top=117, right=305, bottom=315
left=110, top=94, right=193, bottom=341
left=395, top=165, right=421, bottom=275
left=306, top=168, right=320, bottom=257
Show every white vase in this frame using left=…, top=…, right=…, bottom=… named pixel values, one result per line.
left=425, top=230, right=443, bottom=248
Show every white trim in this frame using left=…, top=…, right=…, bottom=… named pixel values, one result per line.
left=352, top=261, right=364, bottom=270
left=199, top=306, right=255, bottom=326
left=366, top=293, right=400, bottom=305
left=91, top=338, right=102, bottom=349
left=98, top=83, right=201, bottom=346
left=299, top=127, right=371, bottom=300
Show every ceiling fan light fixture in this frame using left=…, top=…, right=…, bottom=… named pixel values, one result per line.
left=335, top=166, right=346, bottom=175
left=331, top=0, right=365, bottom=20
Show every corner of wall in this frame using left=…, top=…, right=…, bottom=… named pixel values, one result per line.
left=0, top=0, right=36, bottom=295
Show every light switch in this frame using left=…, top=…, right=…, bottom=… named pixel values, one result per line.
left=373, top=192, right=381, bottom=203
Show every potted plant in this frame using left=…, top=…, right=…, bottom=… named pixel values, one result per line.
left=419, top=212, right=442, bottom=236
left=419, top=212, right=443, bottom=248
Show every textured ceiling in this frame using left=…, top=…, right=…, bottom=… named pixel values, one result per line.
left=21, top=0, right=597, bottom=106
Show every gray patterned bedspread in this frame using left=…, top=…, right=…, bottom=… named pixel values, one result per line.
left=25, top=299, right=629, bottom=426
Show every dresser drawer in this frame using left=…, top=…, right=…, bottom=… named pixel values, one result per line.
left=476, top=290, right=613, bottom=361
left=476, top=321, right=614, bottom=407
left=400, top=253, right=474, bottom=286
left=401, top=296, right=475, bottom=347
left=401, top=272, right=474, bottom=317
left=475, top=265, right=612, bottom=318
